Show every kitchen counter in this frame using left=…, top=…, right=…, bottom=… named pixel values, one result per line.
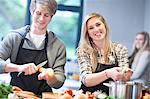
left=53, top=79, right=81, bottom=92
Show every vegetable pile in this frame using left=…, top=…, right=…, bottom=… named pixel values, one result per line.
left=0, top=83, right=13, bottom=98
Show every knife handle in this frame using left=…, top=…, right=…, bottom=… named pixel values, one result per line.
left=17, top=72, right=22, bottom=77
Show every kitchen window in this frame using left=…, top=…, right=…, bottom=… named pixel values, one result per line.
left=0, top=0, right=26, bottom=39
left=0, top=0, right=84, bottom=60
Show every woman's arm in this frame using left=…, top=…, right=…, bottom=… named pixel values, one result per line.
left=84, top=68, right=125, bottom=87
left=114, top=43, right=133, bottom=81
left=131, top=51, right=150, bottom=80
left=115, top=43, right=129, bottom=68
left=77, top=48, right=124, bottom=87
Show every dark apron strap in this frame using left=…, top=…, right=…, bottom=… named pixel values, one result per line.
left=10, top=32, right=52, bottom=96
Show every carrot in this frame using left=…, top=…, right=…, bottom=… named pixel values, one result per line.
left=12, top=86, right=23, bottom=91
left=48, top=71, right=54, bottom=77
left=14, top=91, right=39, bottom=99
left=38, top=67, right=46, bottom=73
left=38, top=67, right=54, bottom=77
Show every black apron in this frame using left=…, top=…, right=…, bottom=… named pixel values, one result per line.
left=10, top=32, right=52, bottom=96
left=80, top=63, right=117, bottom=95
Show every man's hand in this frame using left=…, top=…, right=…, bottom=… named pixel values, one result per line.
left=38, top=68, right=55, bottom=81
left=18, top=63, right=38, bottom=75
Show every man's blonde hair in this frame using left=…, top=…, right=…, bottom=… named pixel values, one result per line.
left=30, top=0, right=57, bottom=15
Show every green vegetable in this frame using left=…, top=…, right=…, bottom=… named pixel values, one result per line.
left=105, top=96, right=114, bottom=99
left=0, top=83, right=13, bottom=98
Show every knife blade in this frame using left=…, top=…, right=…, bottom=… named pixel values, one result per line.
left=17, top=60, right=47, bottom=77
left=36, top=60, right=47, bottom=68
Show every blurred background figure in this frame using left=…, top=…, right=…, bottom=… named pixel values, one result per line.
left=129, top=32, right=150, bottom=90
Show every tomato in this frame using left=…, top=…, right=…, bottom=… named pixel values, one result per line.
left=65, top=89, right=73, bottom=96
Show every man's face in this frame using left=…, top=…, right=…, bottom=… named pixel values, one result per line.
left=32, top=4, right=53, bottom=30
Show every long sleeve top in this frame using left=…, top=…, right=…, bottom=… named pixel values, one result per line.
left=131, top=50, right=150, bottom=86
left=0, top=25, right=66, bottom=88
left=77, top=42, right=129, bottom=83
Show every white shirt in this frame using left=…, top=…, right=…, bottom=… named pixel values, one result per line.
left=30, top=33, right=46, bottom=48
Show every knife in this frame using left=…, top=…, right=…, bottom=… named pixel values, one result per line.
left=36, top=60, right=47, bottom=68
left=17, top=60, right=48, bottom=77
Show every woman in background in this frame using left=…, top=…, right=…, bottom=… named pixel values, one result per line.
left=129, top=32, right=150, bottom=88
left=77, top=13, right=132, bottom=94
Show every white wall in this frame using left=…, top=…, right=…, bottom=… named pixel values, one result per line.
left=83, top=0, right=149, bottom=54
left=144, top=0, right=150, bottom=33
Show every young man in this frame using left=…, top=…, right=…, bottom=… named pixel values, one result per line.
left=0, top=0, right=66, bottom=95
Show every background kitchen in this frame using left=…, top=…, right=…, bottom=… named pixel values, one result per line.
left=0, top=0, right=150, bottom=91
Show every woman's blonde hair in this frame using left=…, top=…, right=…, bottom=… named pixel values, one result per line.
left=78, top=13, right=112, bottom=71
left=30, top=0, right=57, bottom=15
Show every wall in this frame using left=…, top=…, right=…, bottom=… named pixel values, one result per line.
left=83, top=0, right=149, bottom=54
left=144, top=0, right=150, bottom=32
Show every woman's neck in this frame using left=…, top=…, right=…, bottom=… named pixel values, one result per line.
left=94, top=40, right=109, bottom=64
left=94, top=40, right=108, bottom=56
left=94, top=40, right=105, bottom=50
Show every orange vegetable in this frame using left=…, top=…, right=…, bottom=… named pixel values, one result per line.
left=48, top=71, right=53, bottom=77
left=38, top=67, right=46, bottom=72
left=38, top=67, right=54, bottom=77
left=61, top=93, right=72, bottom=99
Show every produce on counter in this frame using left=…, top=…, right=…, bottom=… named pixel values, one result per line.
left=104, top=96, right=114, bottom=99
left=143, top=93, right=150, bottom=99
left=93, top=90, right=107, bottom=99
left=0, top=83, right=13, bottom=98
left=14, top=91, right=39, bottom=99
left=42, top=92, right=63, bottom=99
left=12, top=86, right=39, bottom=99
left=61, top=93, right=72, bottom=99
left=85, top=91, right=96, bottom=99
left=0, top=84, right=117, bottom=99
left=65, top=89, right=74, bottom=97
left=12, top=86, right=22, bottom=91
left=42, top=89, right=116, bottom=99
left=73, top=93, right=87, bottom=99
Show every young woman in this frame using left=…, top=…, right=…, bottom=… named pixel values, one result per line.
left=77, top=13, right=132, bottom=94
left=129, top=32, right=150, bottom=87
left=0, top=0, right=66, bottom=95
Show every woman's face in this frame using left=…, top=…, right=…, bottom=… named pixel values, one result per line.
left=32, top=4, right=52, bottom=30
left=135, top=34, right=145, bottom=49
left=87, top=17, right=107, bottom=42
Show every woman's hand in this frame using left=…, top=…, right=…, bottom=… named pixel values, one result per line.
left=122, top=68, right=133, bottom=81
left=106, top=67, right=124, bottom=81
left=106, top=67, right=133, bottom=81
left=18, top=63, right=38, bottom=75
